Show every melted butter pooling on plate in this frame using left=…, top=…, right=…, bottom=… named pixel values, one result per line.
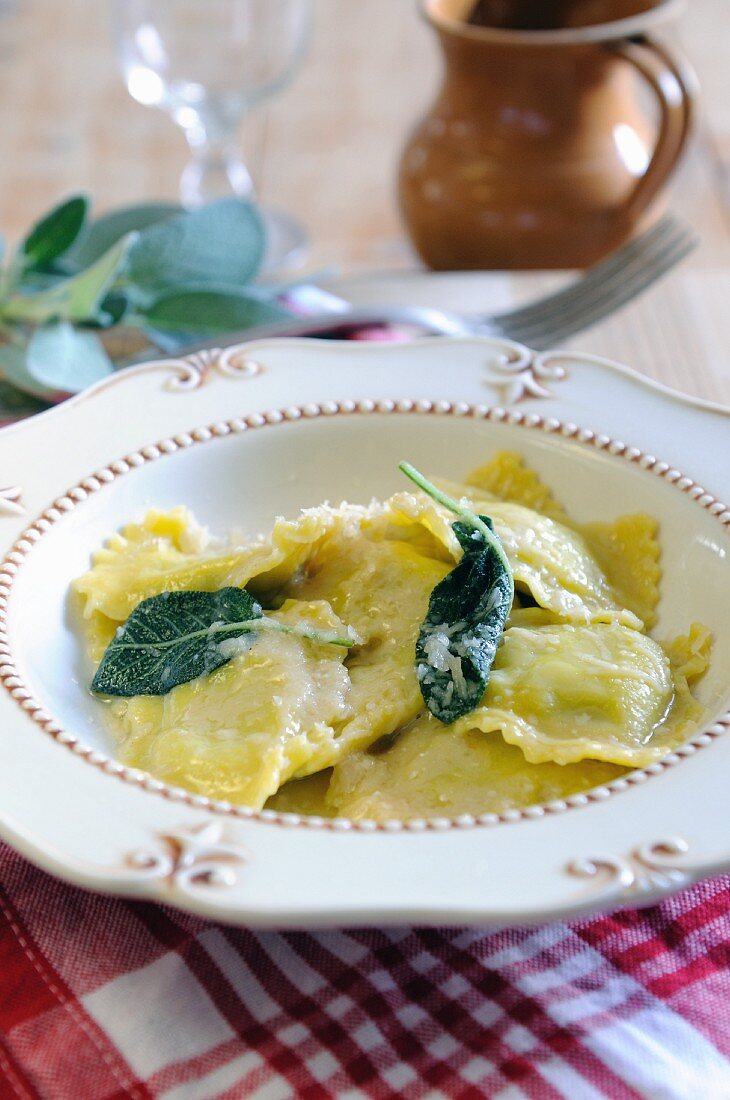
left=74, top=451, right=711, bottom=819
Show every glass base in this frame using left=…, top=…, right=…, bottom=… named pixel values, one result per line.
left=260, top=207, right=308, bottom=276
left=179, top=157, right=306, bottom=274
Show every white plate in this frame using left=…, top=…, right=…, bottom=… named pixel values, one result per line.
left=0, top=337, right=729, bottom=927
left=320, top=268, right=564, bottom=314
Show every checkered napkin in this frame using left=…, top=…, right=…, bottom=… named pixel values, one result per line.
left=2, top=841, right=730, bottom=1100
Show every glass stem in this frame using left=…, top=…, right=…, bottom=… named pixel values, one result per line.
left=180, top=127, right=255, bottom=208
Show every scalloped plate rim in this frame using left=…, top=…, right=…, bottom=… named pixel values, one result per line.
left=0, top=337, right=728, bottom=443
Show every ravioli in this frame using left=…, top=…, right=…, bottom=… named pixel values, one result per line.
left=74, top=507, right=246, bottom=623
left=457, top=452, right=663, bottom=629
left=581, top=514, right=661, bottom=629
left=107, top=600, right=352, bottom=806
left=284, top=534, right=450, bottom=758
left=76, top=449, right=712, bottom=819
left=320, top=716, right=626, bottom=821
left=390, top=491, right=641, bottom=628
left=73, top=500, right=384, bottom=623
left=452, top=622, right=674, bottom=767
left=77, top=501, right=450, bottom=807
left=465, top=450, right=569, bottom=523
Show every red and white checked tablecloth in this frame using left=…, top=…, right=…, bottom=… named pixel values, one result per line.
left=1, top=842, right=730, bottom=1100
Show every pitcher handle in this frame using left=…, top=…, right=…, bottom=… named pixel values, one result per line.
left=609, top=35, right=698, bottom=228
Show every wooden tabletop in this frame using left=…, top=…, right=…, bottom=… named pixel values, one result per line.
left=0, top=0, right=727, bottom=402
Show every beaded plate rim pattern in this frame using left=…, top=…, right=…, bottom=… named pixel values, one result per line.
left=1, top=396, right=729, bottom=836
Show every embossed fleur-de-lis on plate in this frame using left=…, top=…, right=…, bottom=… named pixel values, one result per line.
left=483, top=343, right=568, bottom=404
left=125, top=821, right=247, bottom=894
left=163, top=346, right=263, bottom=392
left=567, top=837, right=700, bottom=904
left=0, top=486, right=24, bottom=517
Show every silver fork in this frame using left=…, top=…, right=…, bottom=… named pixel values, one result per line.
left=182, top=215, right=697, bottom=353
left=482, top=215, right=697, bottom=348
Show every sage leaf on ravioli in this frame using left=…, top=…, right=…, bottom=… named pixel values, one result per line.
left=287, top=535, right=450, bottom=756
left=391, top=491, right=640, bottom=628
left=91, top=586, right=264, bottom=697
left=415, top=517, right=513, bottom=724
left=108, top=600, right=353, bottom=809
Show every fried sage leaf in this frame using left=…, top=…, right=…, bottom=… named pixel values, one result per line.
left=399, top=462, right=514, bottom=724
left=91, top=586, right=354, bottom=698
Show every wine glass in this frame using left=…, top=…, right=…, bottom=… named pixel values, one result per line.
left=110, top=0, right=312, bottom=271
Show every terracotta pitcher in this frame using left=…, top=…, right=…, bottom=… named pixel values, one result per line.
left=398, top=0, right=696, bottom=269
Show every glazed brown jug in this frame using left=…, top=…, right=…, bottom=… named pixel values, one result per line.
left=398, top=0, right=696, bottom=269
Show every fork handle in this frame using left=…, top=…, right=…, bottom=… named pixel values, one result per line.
left=609, top=35, right=698, bottom=230
left=173, top=305, right=477, bottom=355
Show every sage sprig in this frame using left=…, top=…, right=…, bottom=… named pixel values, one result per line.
left=91, top=587, right=355, bottom=698
left=399, top=462, right=514, bottom=724
left=0, top=195, right=292, bottom=414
